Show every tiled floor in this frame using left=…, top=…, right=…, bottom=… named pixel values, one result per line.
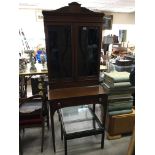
left=21, top=85, right=131, bottom=155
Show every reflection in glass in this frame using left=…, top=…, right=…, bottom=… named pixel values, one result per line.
left=48, top=26, right=72, bottom=79
left=61, top=105, right=100, bottom=133
left=78, top=27, right=99, bottom=76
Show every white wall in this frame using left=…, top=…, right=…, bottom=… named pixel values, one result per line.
left=112, top=12, right=135, bottom=24
left=18, top=9, right=135, bottom=51
left=18, top=9, right=45, bottom=51
left=103, top=12, right=135, bottom=44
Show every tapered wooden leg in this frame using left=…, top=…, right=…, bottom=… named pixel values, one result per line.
left=41, top=122, right=45, bottom=152
left=101, top=133, right=104, bottom=149
left=47, top=108, right=50, bottom=130
left=50, top=110, right=56, bottom=152
left=19, top=134, right=23, bottom=155
left=100, top=97, right=107, bottom=149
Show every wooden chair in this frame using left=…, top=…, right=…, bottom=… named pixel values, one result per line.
left=31, top=75, right=50, bottom=129
left=19, top=76, right=27, bottom=98
left=19, top=95, right=46, bottom=154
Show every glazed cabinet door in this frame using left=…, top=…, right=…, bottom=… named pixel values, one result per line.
left=43, top=3, right=104, bottom=88
left=46, top=25, right=73, bottom=82
left=76, top=24, right=101, bottom=81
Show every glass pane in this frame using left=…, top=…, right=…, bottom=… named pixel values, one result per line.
left=61, top=106, right=100, bottom=134
left=48, top=26, right=72, bottom=79
left=78, top=27, right=99, bottom=76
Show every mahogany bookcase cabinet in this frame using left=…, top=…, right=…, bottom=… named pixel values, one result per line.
left=42, top=2, right=105, bottom=89
left=42, top=2, right=108, bottom=153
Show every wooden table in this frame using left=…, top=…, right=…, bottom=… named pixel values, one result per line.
left=48, top=85, right=108, bottom=152
left=19, top=63, right=48, bottom=76
left=19, top=63, right=48, bottom=98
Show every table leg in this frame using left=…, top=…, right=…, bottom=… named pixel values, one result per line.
left=101, top=95, right=108, bottom=126
left=101, top=96, right=108, bottom=149
left=93, top=104, right=96, bottom=113
left=50, top=106, right=56, bottom=152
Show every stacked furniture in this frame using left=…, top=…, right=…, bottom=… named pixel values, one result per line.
left=102, top=71, right=135, bottom=139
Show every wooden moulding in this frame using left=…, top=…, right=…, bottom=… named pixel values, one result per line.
left=106, top=132, right=122, bottom=140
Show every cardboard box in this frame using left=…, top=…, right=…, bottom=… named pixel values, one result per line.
left=106, top=109, right=135, bottom=136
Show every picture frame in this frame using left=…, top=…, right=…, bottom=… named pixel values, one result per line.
left=103, top=15, right=113, bottom=30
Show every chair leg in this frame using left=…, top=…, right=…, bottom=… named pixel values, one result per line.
left=47, top=114, right=50, bottom=130
left=41, top=122, right=45, bottom=152
left=47, top=104, right=50, bottom=130
left=19, top=134, right=23, bottom=155
left=101, top=133, right=105, bottom=149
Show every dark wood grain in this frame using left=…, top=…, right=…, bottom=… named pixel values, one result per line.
left=48, top=85, right=107, bottom=100
left=43, top=2, right=104, bottom=89
left=42, top=2, right=107, bottom=153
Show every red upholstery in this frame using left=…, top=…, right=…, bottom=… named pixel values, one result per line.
left=19, top=118, right=43, bottom=126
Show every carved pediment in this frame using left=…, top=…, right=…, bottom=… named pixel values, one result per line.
left=43, top=2, right=104, bottom=15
